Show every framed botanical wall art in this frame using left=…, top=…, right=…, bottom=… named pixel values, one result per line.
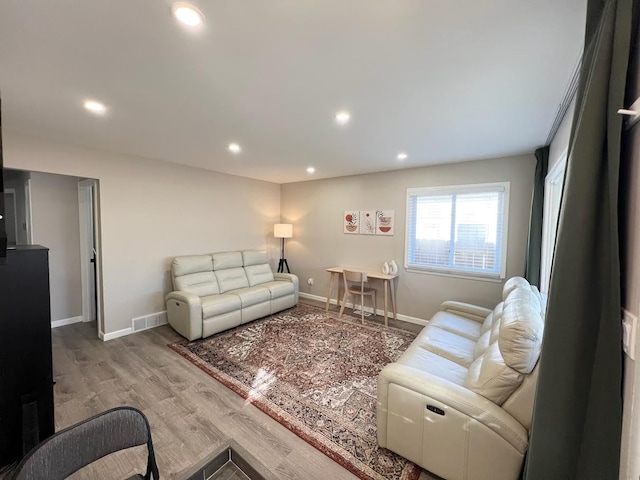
left=359, top=211, right=376, bottom=235
left=376, top=210, right=394, bottom=235
left=344, top=211, right=359, bottom=234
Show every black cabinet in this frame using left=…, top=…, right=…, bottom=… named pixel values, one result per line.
left=0, top=245, right=54, bottom=467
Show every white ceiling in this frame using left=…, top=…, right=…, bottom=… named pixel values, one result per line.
left=0, top=1, right=586, bottom=184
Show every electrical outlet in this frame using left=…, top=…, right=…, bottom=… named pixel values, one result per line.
left=307, top=278, right=313, bottom=286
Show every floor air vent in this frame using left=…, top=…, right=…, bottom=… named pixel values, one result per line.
left=131, top=311, right=168, bottom=332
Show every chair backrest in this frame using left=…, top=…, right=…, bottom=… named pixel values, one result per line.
left=343, top=269, right=368, bottom=290
left=11, top=407, right=159, bottom=480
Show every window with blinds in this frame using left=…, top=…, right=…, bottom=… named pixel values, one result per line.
left=405, top=182, right=510, bottom=278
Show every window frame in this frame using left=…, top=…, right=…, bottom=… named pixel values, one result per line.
left=540, top=153, right=567, bottom=294
left=404, top=182, right=511, bottom=280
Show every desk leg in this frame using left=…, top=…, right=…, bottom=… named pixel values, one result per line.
left=326, top=272, right=336, bottom=311
left=390, top=277, right=398, bottom=321
left=383, top=280, right=389, bottom=327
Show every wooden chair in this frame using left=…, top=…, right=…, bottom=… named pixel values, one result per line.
left=339, top=269, right=377, bottom=324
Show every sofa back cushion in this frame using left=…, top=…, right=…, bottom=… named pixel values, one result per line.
left=242, top=250, right=269, bottom=266
left=481, top=302, right=503, bottom=335
left=502, top=276, right=530, bottom=300
left=464, top=342, right=523, bottom=405
left=498, top=302, right=543, bottom=374
left=241, top=250, right=276, bottom=287
left=505, top=286, right=543, bottom=313
left=172, top=255, right=219, bottom=297
left=474, top=330, right=492, bottom=359
left=212, top=251, right=243, bottom=270
left=465, top=290, right=544, bottom=404
left=245, top=264, right=274, bottom=287
left=212, top=252, right=249, bottom=293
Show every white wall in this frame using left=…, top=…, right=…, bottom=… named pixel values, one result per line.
left=619, top=24, right=640, bottom=479
left=281, top=154, right=536, bottom=321
left=620, top=122, right=640, bottom=480
left=30, top=172, right=83, bottom=323
left=4, top=131, right=281, bottom=335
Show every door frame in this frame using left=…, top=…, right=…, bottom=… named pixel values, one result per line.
left=24, top=178, right=33, bottom=244
left=78, top=179, right=104, bottom=337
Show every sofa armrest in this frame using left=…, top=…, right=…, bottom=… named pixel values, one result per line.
left=274, top=273, right=299, bottom=300
left=166, top=291, right=203, bottom=341
left=378, top=363, right=528, bottom=453
left=439, top=301, right=492, bottom=322
left=274, top=272, right=298, bottom=286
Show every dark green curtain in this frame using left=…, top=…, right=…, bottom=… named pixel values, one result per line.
left=524, top=0, right=633, bottom=478
left=524, top=146, right=549, bottom=287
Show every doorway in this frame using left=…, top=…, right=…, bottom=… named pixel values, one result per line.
left=78, top=179, right=103, bottom=337
left=3, top=189, right=17, bottom=245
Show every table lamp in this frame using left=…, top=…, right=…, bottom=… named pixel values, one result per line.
left=274, top=223, right=293, bottom=273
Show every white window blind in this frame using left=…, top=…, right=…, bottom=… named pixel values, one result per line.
left=405, top=183, right=510, bottom=278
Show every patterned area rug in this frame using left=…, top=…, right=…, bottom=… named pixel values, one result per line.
left=168, top=303, right=421, bottom=480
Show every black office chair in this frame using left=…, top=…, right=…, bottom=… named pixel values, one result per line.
left=10, top=406, right=159, bottom=480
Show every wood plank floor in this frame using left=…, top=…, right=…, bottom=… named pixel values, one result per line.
left=50, top=300, right=436, bottom=479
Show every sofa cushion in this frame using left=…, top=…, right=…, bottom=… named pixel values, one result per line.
left=229, top=286, right=271, bottom=307
left=172, top=255, right=213, bottom=277
left=490, top=317, right=502, bottom=344
left=212, top=251, right=243, bottom=270
left=397, top=346, right=468, bottom=385
left=418, top=327, right=477, bottom=368
left=261, top=280, right=295, bottom=299
left=482, top=302, right=503, bottom=334
left=172, top=255, right=219, bottom=297
left=201, top=294, right=242, bottom=320
left=505, top=287, right=542, bottom=313
left=530, top=285, right=543, bottom=307
left=502, top=276, right=530, bottom=300
left=215, top=267, right=250, bottom=293
left=243, top=250, right=269, bottom=266
left=174, top=271, right=220, bottom=297
left=245, top=264, right=275, bottom=287
left=474, top=330, right=492, bottom=359
left=464, top=342, right=523, bottom=404
left=498, top=302, right=543, bottom=374
left=428, top=311, right=483, bottom=341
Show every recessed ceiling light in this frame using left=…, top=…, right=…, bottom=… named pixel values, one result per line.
left=228, top=143, right=241, bottom=154
left=306, top=167, right=315, bottom=174
left=171, top=2, right=204, bottom=27
left=335, top=111, right=351, bottom=125
left=83, top=100, right=107, bottom=115
left=397, top=152, right=408, bottom=161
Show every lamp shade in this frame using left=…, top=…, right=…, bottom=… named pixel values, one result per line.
left=274, top=223, right=293, bottom=238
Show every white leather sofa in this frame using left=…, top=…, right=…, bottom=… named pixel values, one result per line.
left=377, top=277, right=544, bottom=480
left=166, top=250, right=299, bottom=340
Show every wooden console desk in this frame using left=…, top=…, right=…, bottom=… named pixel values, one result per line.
left=325, top=266, right=398, bottom=326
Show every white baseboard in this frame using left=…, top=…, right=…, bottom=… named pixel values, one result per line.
left=299, top=292, right=427, bottom=326
left=100, top=311, right=169, bottom=342
left=101, top=327, right=133, bottom=342
left=51, top=316, right=84, bottom=329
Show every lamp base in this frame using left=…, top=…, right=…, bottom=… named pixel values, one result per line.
left=277, top=258, right=290, bottom=273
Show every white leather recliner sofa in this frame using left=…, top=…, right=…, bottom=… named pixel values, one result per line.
left=377, top=277, right=544, bottom=480
left=166, top=250, right=299, bottom=340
